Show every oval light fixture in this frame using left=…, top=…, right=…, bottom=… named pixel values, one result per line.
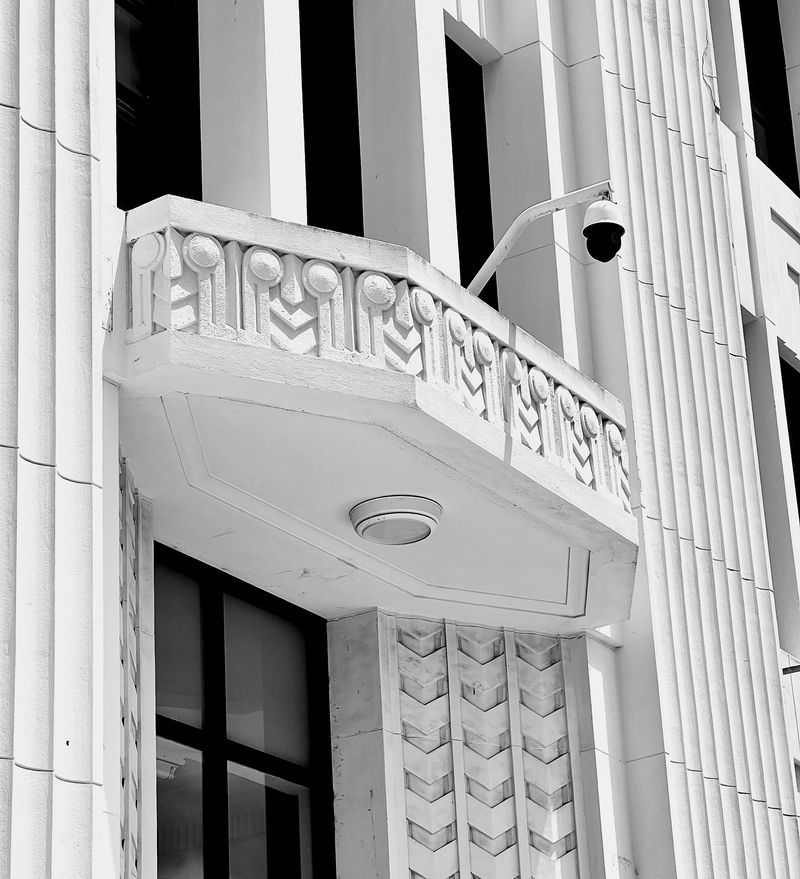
left=349, top=496, right=442, bottom=546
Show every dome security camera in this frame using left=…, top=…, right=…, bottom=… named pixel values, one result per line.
left=582, top=199, right=626, bottom=263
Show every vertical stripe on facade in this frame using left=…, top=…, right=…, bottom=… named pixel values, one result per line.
left=598, top=0, right=800, bottom=873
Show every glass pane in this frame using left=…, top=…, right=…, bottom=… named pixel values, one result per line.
left=224, top=595, right=309, bottom=765
left=156, top=737, right=203, bottom=878
left=228, top=762, right=307, bottom=879
left=155, top=561, right=203, bottom=727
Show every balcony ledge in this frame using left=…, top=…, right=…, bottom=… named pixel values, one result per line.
left=114, top=196, right=638, bottom=632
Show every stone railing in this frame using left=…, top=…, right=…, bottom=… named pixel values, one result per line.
left=126, top=197, right=631, bottom=512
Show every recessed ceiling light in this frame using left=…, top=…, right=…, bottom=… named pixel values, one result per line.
left=349, top=496, right=442, bottom=546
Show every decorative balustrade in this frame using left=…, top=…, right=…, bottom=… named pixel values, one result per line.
left=127, top=200, right=631, bottom=512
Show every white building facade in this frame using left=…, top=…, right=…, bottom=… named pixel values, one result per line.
left=2, top=0, right=800, bottom=877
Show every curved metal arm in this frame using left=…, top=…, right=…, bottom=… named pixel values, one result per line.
left=467, top=180, right=613, bottom=298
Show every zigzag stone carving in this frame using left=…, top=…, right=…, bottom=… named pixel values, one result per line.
left=398, top=620, right=458, bottom=879
left=128, top=227, right=631, bottom=511
left=516, top=634, right=578, bottom=878
left=395, top=619, right=579, bottom=879
left=120, top=460, right=142, bottom=879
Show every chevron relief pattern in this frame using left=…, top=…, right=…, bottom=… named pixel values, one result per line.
left=620, top=456, right=632, bottom=512
left=570, top=423, right=595, bottom=491
left=511, top=386, right=542, bottom=455
left=265, top=255, right=318, bottom=354
left=553, top=388, right=605, bottom=494
left=502, top=355, right=548, bottom=456
left=120, top=461, right=142, bottom=879
left=397, top=619, right=459, bottom=879
left=382, top=281, right=424, bottom=377
left=395, top=622, right=580, bottom=879
left=457, top=627, right=520, bottom=879
left=458, top=324, right=487, bottom=419
left=515, top=634, right=578, bottom=879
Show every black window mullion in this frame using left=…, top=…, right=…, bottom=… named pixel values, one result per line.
left=225, top=740, right=310, bottom=788
left=307, top=618, right=336, bottom=879
left=202, top=584, right=229, bottom=878
left=155, top=714, right=204, bottom=751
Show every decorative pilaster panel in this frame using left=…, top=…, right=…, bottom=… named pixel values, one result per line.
left=117, top=461, right=156, bottom=879
left=393, top=619, right=579, bottom=879
left=515, top=634, right=577, bottom=877
left=456, top=626, right=518, bottom=879
left=397, top=620, right=458, bottom=879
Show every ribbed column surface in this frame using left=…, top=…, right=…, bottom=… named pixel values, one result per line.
left=598, top=0, right=800, bottom=875
left=0, top=0, right=99, bottom=877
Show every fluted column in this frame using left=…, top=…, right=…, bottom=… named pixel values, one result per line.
left=52, top=0, right=96, bottom=872
left=12, top=0, right=57, bottom=874
left=0, top=0, right=20, bottom=873
left=0, top=0, right=101, bottom=875
left=594, top=0, right=800, bottom=873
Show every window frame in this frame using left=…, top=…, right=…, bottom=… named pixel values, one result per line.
left=154, top=543, right=335, bottom=878
left=444, top=32, right=498, bottom=311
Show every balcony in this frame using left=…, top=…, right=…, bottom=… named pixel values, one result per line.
left=115, top=196, right=637, bottom=632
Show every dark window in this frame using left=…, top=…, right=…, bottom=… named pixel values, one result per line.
left=154, top=545, right=334, bottom=879
left=446, top=37, right=497, bottom=309
left=299, top=0, right=363, bottom=236
left=781, top=356, right=800, bottom=513
left=739, top=0, right=799, bottom=194
left=115, top=0, right=202, bottom=210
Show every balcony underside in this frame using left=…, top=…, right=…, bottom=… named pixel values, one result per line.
left=120, top=330, right=636, bottom=632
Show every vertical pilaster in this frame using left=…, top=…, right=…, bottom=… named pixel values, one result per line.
left=353, top=0, right=460, bottom=279
left=483, top=0, right=606, bottom=370
left=328, top=611, right=407, bottom=879
left=12, top=0, right=56, bottom=874
left=744, top=317, right=800, bottom=656
left=52, top=0, right=97, bottom=870
left=562, top=633, right=638, bottom=878
left=198, top=0, right=306, bottom=221
left=0, top=0, right=20, bottom=871
left=776, top=0, right=800, bottom=186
